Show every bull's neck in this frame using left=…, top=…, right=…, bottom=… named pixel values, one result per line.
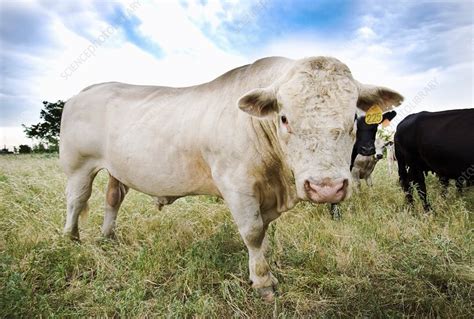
left=250, top=117, right=299, bottom=212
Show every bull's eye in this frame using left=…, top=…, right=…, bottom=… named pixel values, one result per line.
left=331, top=129, right=342, bottom=141
left=281, top=115, right=288, bottom=124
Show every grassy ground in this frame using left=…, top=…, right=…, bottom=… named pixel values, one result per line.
left=0, top=154, right=472, bottom=318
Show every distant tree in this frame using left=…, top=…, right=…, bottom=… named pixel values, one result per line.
left=13, top=146, right=18, bottom=154
left=18, top=145, right=32, bottom=154
left=33, top=143, right=47, bottom=153
left=23, top=100, right=65, bottom=150
left=0, top=145, right=13, bottom=154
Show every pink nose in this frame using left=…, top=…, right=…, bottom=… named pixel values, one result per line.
left=304, top=178, right=348, bottom=204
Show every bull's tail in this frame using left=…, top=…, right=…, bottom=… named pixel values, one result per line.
left=394, top=140, right=414, bottom=205
left=395, top=143, right=408, bottom=182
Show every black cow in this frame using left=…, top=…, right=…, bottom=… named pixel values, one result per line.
left=351, top=111, right=397, bottom=168
left=394, top=109, right=474, bottom=211
left=330, top=111, right=397, bottom=219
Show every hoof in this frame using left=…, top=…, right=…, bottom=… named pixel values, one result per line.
left=257, top=286, right=275, bottom=303
left=64, top=231, right=80, bottom=242
left=423, top=204, right=432, bottom=212
left=101, top=231, right=117, bottom=240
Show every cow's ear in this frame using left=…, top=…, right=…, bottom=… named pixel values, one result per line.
left=357, top=83, right=404, bottom=112
left=238, top=88, right=278, bottom=118
left=382, top=110, right=397, bottom=121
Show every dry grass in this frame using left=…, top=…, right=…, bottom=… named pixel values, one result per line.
left=1, top=154, right=473, bottom=318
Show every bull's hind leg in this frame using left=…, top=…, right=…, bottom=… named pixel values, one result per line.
left=64, top=170, right=96, bottom=240
left=102, top=174, right=128, bottom=238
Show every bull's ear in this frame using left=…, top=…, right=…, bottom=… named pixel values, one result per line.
left=357, top=83, right=404, bottom=112
left=238, top=88, right=278, bottom=118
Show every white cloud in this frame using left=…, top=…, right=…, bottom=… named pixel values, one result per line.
left=1, top=0, right=249, bottom=148
left=357, top=26, right=376, bottom=39
left=0, top=127, right=31, bottom=148
left=1, top=0, right=472, bottom=149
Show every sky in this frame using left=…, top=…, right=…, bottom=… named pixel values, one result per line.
left=0, top=0, right=473, bottom=148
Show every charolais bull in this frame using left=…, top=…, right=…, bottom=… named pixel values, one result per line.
left=60, top=56, right=403, bottom=301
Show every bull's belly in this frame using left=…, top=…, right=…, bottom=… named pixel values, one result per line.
left=102, top=144, right=221, bottom=198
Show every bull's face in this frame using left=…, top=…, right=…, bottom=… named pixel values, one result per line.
left=239, top=57, right=403, bottom=204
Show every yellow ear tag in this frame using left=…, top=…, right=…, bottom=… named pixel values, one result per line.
left=365, top=105, right=383, bottom=124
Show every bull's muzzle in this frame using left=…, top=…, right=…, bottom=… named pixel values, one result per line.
left=304, top=177, right=348, bottom=204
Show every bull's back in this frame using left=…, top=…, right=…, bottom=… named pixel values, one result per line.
left=60, top=82, right=219, bottom=195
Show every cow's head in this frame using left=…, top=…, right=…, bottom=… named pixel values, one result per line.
left=355, top=111, right=396, bottom=156
left=374, top=138, right=386, bottom=160
left=238, top=57, right=403, bottom=204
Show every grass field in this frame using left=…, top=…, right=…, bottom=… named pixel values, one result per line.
left=0, top=154, right=473, bottom=318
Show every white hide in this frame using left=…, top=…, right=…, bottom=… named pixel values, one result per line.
left=59, top=56, right=403, bottom=300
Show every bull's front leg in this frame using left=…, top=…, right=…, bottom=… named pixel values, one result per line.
left=223, top=192, right=277, bottom=302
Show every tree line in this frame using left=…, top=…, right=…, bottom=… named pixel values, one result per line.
left=2, top=100, right=65, bottom=154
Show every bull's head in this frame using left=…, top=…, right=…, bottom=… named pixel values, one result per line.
left=238, top=57, right=403, bottom=204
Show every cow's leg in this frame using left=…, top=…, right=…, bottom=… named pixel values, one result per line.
left=355, top=178, right=361, bottom=190
left=330, top=204, right=342, bottom=220
left=351, top=170, right=361, bottom=190
left=102, top=174, right=128, bottom=238
left=439, top=176, right=449, bottom=197
left=455, top=179, right=463, bottom=193
left=366, top=176, right=373, bottom=187
left=223, top=192, right=276, bottom=302
left=395, top=147, right=414, bottom=206
left=402, top=167, right=415, bottom=206
left=64, top=170, right=96, bottom=240
left=412, top=169, right=431, bottom=211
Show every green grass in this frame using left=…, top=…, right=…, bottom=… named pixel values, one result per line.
left=1, top=154, right=472, bottom=318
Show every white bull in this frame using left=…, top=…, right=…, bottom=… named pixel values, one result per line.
left=60, top=56, right=403, bottom=301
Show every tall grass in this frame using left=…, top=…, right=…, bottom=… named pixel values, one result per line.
left=1, top=155, right=472, bottom=317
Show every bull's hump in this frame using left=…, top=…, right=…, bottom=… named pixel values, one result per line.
left=207, top=56, right=292, bottom=85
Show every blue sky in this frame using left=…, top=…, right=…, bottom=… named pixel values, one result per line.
left=0, top=0, right=473, bottom=147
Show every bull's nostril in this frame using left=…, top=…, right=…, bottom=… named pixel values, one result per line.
left=336, top=179, right=348, bottom=193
